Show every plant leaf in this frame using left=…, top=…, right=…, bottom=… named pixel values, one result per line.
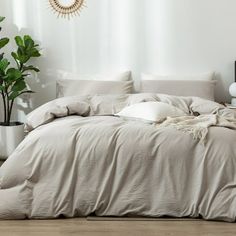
left=9, top=89, right=34, bottom=100
left=30, top=48, right=41, bottom=57
left=11, top=52, right=18, bottom=61
left=15, top=36, right=24, bottom=47
left=24, top=35, right=34, bottom=50
left=19, top=90, right=35, bottom=95
left=23, top=35, right=32, bottom=42
left=0, top=38, right=9, bottom=49
left=23, top=65, right=40, bottom=72
left=17, top=46, right=30, bottom=63
left=0, top=16, right=5, bottom=23
left=6, top=68, right=22, bottom=81
left=11, top=80, right=26, bottom=92
left=0, top=58, right=10, bottom=72
left=9, top=91, right=19, bottom=100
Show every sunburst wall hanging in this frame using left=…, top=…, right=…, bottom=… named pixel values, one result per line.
left=49, top=0, right=86, bottom=19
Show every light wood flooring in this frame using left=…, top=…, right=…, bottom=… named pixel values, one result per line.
left=0, top=218, right=235, bottom=236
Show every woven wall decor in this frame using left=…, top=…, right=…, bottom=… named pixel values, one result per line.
left=49, top=0, right=85, bottom=19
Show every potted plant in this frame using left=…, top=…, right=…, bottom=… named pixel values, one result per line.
left=0, top=16, right=41, bottom=159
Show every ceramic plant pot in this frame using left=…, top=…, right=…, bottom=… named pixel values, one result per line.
left=0, top=122, right=24, bottom=159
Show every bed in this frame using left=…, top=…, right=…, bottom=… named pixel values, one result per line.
left=0, top=93, right=236, bottom=222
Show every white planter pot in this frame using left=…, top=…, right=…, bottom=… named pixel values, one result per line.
left=0, top=123, right=25, bottom=160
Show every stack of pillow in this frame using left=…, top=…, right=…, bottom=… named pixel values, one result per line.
left=56, top=71, right=216, bottom=101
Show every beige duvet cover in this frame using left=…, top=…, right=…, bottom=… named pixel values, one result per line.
left=0, top=93, right=236, bottom=221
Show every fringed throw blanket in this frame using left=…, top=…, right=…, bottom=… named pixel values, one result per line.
left=159, top=114, right=236, bottom=143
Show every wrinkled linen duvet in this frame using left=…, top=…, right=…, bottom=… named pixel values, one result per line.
left=1, top=93, right=236, bottom=222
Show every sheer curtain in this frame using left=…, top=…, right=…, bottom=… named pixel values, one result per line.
left=0, top=0, right=234, bottom=121
left=0, top=0, right=163, bottom=120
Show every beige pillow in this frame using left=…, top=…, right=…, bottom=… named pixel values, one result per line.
left=140, top=80, right=216, bottom=101
left=56, top=79, right=133, bottom=98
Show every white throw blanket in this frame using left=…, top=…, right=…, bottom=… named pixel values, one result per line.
left=158, top=114, right=236, bottom=143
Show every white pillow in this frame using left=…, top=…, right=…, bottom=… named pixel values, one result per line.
left=115, top=102, right=186, bottom=122
left=141, top=72, right=215, bottom=81
left=59, top=71, right=131, bottom=81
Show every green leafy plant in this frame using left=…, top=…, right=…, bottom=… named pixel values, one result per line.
left=0, top=16, right=41, bottom=126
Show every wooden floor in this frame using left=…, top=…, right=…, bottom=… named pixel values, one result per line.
left=0, top=218, right=236, bottom=236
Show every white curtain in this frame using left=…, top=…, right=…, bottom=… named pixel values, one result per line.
left=0, top=0, right=235, bottom=121
left=0, top=0, right=164, bottom=119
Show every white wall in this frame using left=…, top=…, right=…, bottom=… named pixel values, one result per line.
left=0, top=0, right=236, bottom=121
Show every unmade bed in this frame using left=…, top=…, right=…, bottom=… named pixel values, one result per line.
left=0, top=93, right=236, bottom=222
